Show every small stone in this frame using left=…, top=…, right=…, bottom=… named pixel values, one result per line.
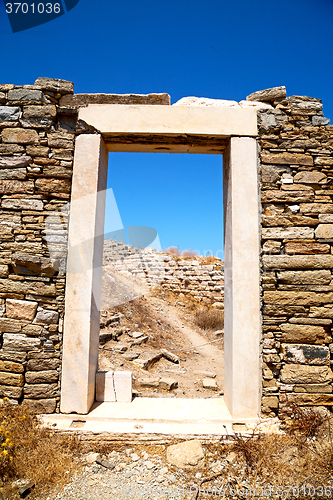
left=166, top=440, right=205, bottom=469
left=159, top=378, right=178, bottom=391
left=85, top=452, right=99, bottom=464
left=246, top=86, right=286, bottom=102
left=131, top=453, right=140, bottom=462
left=138, top=377, right=160, bottom=388
left=96, top=456, right=115, bottom=469
left=161, top=349, right=179, bottom=363
left=129, top=331, right=144, bottom=339
left=143, top=461, right=155, bottom=470
left=202, top=378, right=217, bottom=391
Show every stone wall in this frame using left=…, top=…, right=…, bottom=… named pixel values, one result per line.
left=103, top=239, right=224, bottom=306
left=255, top=86, right=333, bottom=417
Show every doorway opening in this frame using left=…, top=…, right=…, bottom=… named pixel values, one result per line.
left=99, top=152, right=224, bottom=399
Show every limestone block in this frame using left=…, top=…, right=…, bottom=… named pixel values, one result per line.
left=0, top=180, right=34, bottom=194
left=279, top=324, right=329, bottom=345
left=22, top=398, right=57, bottom=414
left=34, top=77, right=74, bottom=94
left=246, top=86, right=286, bottom=102
left=202, top=378, right=217, bottom=391
left=34, top=309, right=59, bottom=324
left=284, top=242, right=330, bottom=254
left=25, top=370, right=58, bottom=384
left=0, top=168, right=27, bottom=180
left=261, top=190, right=314, bottom=203
left=309, top=307, right=333, bottom=318
left=1, top=128, right=39, bottom=144
left=0, top=156, right=32, bottom=168
left=0, top=360, right=24, bottom=373
left=35, top=178, right=71, bottom=193
left=277, top=270, right=331, bottom=285
left=7, top=89, right=47, bottom=104
left=281, top=393, right=333, bottom=406
left=264, top=291, right=333, bottom=306
left=23, top=105, right=57, bottom=119
left=315, top=224, right=333, bottom=239
left=263, top=255, right=333, bottom=269
left=280, top=364, right=333, bottom=384
left=300, top=203, right=333, bottom=214
left=262, top=396, right=279, bottom=409
left=0, top=144, right=24, bottom=154
left=0, top=266, right=9, bottom=278
left=59, top=93, right=170, bottom=107
left=262, top=215, right=318, bottom=226
left=294, top=171, right=327, bottom=184
left=0, top=106, right=20, bottom=121
left=261, top=152, right=313, bottom=166
left=281, top=344, right=330, bottom=365
left=262, top=227, right=314, bottom=239
left=1, top=198, right=43, bottom=211
left=0, top=385, right=22, bottom=398
left=173, top=96, right=238, bottom=107
left=26, top=358, right=61, bottom=372
left=0, top=371, right=24, bottom=386
left=6, top=299, right=38, bottom=321
left=166, top=440, right=204, bottom=469
left=0, top=279, right=56, bottom=296
left=2, top=333, right=41, bottom=351
left=23, top=383, right=59, bottom=399
left=0, top=318, right=22, bottom=333
left=20, top=118, right=53, bottom=129
left=0, top=351, right=26, bottom=363
left=294, top=384, right=332, bottom=393
left=314, top=157, right=333, bottom=166
left=22, top=325, right=42, bottom=337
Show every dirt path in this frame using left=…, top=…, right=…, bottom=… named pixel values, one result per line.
left=99, top=290, right=224, bottom=398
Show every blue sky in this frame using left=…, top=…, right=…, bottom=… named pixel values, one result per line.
left=1, top=0, right=333, bottom=256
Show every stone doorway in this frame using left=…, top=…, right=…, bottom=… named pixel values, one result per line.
left=59, top=103, right=261, bottom=420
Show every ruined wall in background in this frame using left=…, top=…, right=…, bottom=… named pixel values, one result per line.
left=103, top=239, right=224, bottom=306
left=255, top=87, right=333, bottom=418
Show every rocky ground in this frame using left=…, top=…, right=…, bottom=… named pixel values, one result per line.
left=98, top=286, right=224, bottom=398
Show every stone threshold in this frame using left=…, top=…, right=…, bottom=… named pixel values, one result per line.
left=40, top=398, right=279, bottom=437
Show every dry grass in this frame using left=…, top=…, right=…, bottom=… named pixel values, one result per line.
left=194, top=307, right=224, bottom=331
left=0, top=400, right=80, bottom=498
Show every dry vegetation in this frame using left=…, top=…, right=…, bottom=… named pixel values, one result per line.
left=0, top=400, right=79, bottom=499
left=163, top=247, right=223, bottom=266
left=194, top=308, right=224, bottom=331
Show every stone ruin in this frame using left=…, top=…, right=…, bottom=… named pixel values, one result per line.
left=0, top=77, right=332, bottom=421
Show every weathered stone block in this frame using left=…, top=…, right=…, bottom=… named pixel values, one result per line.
left=25, top=370, right=58, bottom=384
left=0, top=318, right=22, bottom=333
left=261, top=152, right=313, bottom=166
left=22, top=325, right=42, bottom=336
left=22, top=398, right=57, bottom=414
left=300, top=203, right=333, bottom=214
left=20, top=118, right=53, bottom=129
left=262, top=396, right=279, bottom=409
left=26, top=145, right=49, bottom=156
left=0, top=385, right=22, bottom=398
left=0, top=279, right=56, bottom=296
left=262, top=190, right=314, bottom=203
left=280, top=324, right=330, bottom=344
left=315, top=224, right=333, bottom=239
left=280, top=364, right=333, bottom=384
left=294, top=384, right=332, bottom=393
left=1, top=198, right=43, bottom=211
left=262, top=227, right=314, bottom=239
left=294, top=171, right=327, bottom=184
left=23, top=383, right=59, bottom=399
left=6, top=299, right=38, bottom=321
left=0, top=156, right=33, bottom=169
left=0, top=180, right=34, bottom=194
left=281, top=344, right=330, bottom=365
left=35, top=178, right=71, bottom=193
left=264, top=291, right=333, bottom=306
left=281, top=393, right=333, bottom=406
left=262, top=240, right=281, bottom=254
left=0, top=351, right=26, bottom=363
left=309, top=307, right=333, bottom=318
left=12, top=254, right=57, bottom=277
left=2, top=333, right=41, bottom=351
left=0, top=371, right=24, bottom=386
left=23, top=105, right=57, bottom=119
left=263, top=255, right=333, bottom=269
left=0, top=266, right=9, bottom=278
left=314, top=157, right=333, bottom=166
left=59, top=92, right=170, bottom=107
left=7, top=89, right=46, bottom=103
left=246, top=86, right=286, bottom=102
left=0, top=106, right=20, bottom=122
left=0, top=360, right=24, bottom=373
left=284, top=242, right=330, bottom=254
left=0, top=168, right=27, bottom=180
left=1, top=128, right=39, bottom=144
left=26, top=358, right=61, bottom=371
left=34, top=77, right=74, bottom=94
left=277, top=270, right=331, bottom=285
left=34, top=309, right=59, bottom=324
